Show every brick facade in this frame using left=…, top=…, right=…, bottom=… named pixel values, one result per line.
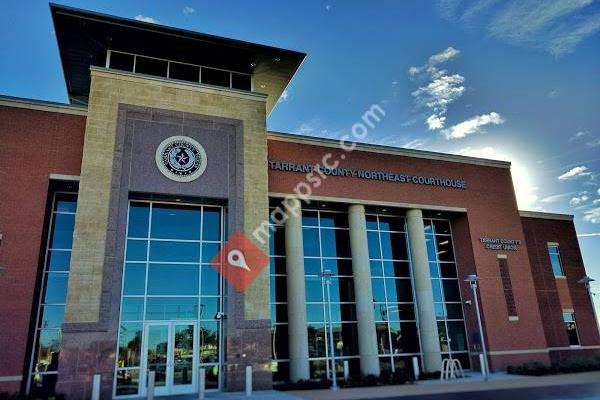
left=1, top=102, right=599, bottom=397
left=521, top=216, right=600, bottom=361
left=0, top=104, right=85, bottom=393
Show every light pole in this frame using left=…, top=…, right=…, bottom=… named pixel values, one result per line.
left=465, top=274, right=489, bottom=381
left=320, top=269, right=338, bottom=391
left=578, top=276, right=599, bottom=336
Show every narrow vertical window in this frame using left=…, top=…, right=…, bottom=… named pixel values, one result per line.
left=547, top=244, right=565, bottom=277
left=28, top=192, right=77, bottom=397
left=302, top=208, right=359, bottom=380
left=269, top=202, right=289, bottom=384
left=498, top=256, right=517, bottom=318
left=563, top=312, right=580, bottom=346
left=366, top=212, right=420, bottom=375
left=424, top=217, right=470, bottom=369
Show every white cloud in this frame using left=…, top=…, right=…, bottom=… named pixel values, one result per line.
left=438, top=0, right=600, bottom=56
left=371, top=135, right=428, bottom=150
left=412, top=74, right=465, bottom=125
left=429, top=46, right=461, bottom=65
left=558, top=165, right=591, bottom=180
left=570, top=194, right=590, bottom=206
left=426, top=115, right=446, bottom=130
left=460, top=0, right=500, bottom=25
left=408, top=66, right=423, bottom=76
left=577, top=232, right=600, bottom=237
left=278, top=89, right=289, bottom=103
left=183, top=6, right=196, bottom=15
left=547, top=90, right=559, bottom=98
left=570, top=130, right=590, bottom=141
left=598, top=188, right=600, bottom=196
left=587, top=138, right=600, bottom=147
left=540, top=192, right=575, bottom=203
left=403, top=138, right=427, bottom=149
left=135, top=15, right=158, bottom=23
left=293, top=122, right=315, bottom=136
left=583, top=207, right=600, bottom=224
left=456, top=146, right=538, bottom=209
left=547, top=12, right=600, bottom=56
left=408, top=47, right=465, bottom=130
left=593, top=199, right=600, bottom=205
left=441, top=112, right=504, bottom=139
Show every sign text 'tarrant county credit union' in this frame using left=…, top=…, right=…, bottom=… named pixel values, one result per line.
left=268, top=160, right=467, bottom=190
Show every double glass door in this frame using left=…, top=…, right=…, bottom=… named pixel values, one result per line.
left=142, top=322, right=197, bottom=396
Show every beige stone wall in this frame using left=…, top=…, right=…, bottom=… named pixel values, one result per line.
left=65, top=68, right=270, bottom=323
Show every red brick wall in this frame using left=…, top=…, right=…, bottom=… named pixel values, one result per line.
left=521, top=217, right=600, bottom=352
left=450, top=214, right=485, bottom=365
left=268, top=139, right=550, bottom=365
left=0, top=106, right=85, bottom=392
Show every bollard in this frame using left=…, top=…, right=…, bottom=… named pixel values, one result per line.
left=147, top=371, right=155, bottom=400
left=479, top=354, right=487, bottom=379
left=412, top=356, right=420, bottom=381
left=343, top=360, right=349, bottom=381
left=245, top=365, right=252, bottom=397
left=198, top=367, right=206, bottom=400
left=91, top=374, right=101, bottom=400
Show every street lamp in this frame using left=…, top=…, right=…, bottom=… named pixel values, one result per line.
left=320, top=269, right=338, bottom=391
left=578, top=276, right=599, bottom=336
left=465, top=274, right=489, bottom=381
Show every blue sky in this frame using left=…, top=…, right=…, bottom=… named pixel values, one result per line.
left=1, top=1, right=599, bottom=315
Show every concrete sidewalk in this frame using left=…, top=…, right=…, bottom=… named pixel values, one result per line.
left=285, top=371, right=600, bottom=400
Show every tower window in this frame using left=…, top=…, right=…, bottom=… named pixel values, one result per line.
left=201, top=67, right=230, bottom=87
left=135, top=56, right=168, bottom=78
left=563, top=312, right=580, bottom=346
left=547, top=244, right=565, bottom=277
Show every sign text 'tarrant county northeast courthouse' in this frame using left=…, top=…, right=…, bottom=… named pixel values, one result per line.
left=268, top=160, right=467, bottom=190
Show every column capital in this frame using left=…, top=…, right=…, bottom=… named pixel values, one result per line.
left=348, top=203, right=366, bottom=214
left=406, top=208, right=424, bottom=218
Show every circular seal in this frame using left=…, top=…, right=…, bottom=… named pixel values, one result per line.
left=155, top=136, right=207, bottom=182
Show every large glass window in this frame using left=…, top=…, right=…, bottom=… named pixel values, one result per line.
left=424, top=218, right=470, bottom=368
left=28, top=193, right=77, bottom=397
left=563, top=312, right=580, bottom=346
left=302, top=209, right=359, bottom=380
left=269, top=206, right=289, bottom=384
left=547, top=244, right=565, bottom=277
left=116, top=201, right=224, bottom=396
left=367, top=213, right=421, bottom=374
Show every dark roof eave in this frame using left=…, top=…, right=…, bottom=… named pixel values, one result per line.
left=49, top=3, right=306, bottom=59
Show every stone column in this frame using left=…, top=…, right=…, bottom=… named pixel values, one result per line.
left=284, top=198, right=310, bottom=382
left=406, top=209, right=442, bottom=372
left=348, top=204, right=381, bottom=376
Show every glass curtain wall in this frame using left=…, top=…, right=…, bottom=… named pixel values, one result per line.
left=365, top=213, right=421, bottom=374
left=424, top=218, right=470, bottom=368
left=302, top=209, right=359, bottom=380
left=28, top=193, right=77, bottom=396
left=115, top=201, right=224, bottom=396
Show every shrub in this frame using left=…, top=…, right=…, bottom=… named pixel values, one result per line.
left=0, top=394, right=65, bottom=400
left=277, top=369, right=415, bottom=390
left=418, top=371, right=441, bottom=380
left=507, top=356, right=600, bottom=376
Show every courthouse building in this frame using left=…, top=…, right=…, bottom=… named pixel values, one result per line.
left=0, top=4, right=599, bottom=399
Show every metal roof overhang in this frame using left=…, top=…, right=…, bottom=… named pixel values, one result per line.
left=50, top=3, right=306, bottom=105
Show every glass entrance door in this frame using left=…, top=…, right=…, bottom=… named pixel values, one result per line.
left=116, top=201, right=224, bottom=397
left=142, top=322, right=197, bottom=396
